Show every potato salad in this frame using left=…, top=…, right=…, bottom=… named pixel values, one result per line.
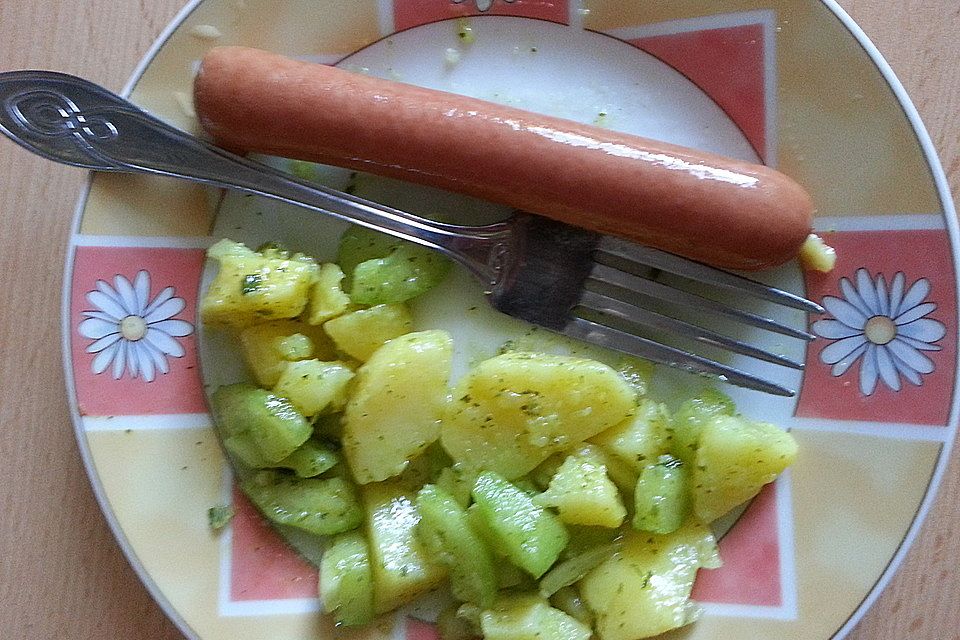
left=200, top=226, right=797, bottom=640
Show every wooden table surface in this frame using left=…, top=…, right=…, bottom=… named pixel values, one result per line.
left=0, top=1, right=957, bottom=639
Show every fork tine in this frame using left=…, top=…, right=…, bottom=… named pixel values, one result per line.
left=597, top=236, right=825, bottom=314
left=562, top=317, right=796, bottom=397
left=578, top=290, right=805, bottom=370
left=589, top=263, right=815, bottom=340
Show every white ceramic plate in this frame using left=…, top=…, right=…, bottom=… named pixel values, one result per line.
left=63, top=2, right=958, bottom=639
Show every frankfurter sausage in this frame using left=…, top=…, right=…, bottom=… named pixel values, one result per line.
left=194, top=46, right=814, bottom=270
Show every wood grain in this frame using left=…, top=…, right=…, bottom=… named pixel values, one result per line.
left=0, top=2, right=187, bottom=636
left=0, top=1, right=955, bottom=639
left=833, top=3, right=960, bottom=639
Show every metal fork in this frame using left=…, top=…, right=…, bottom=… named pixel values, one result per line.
left=0, top=70, right=823, bottom=396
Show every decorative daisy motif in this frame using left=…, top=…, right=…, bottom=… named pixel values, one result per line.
left=78, top=271, right=194, bottom=382
left=812, top=268, right=946, bottom=395
left=453, top=0, right=516, bottom=12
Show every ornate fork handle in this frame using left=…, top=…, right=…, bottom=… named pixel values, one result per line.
left=0, top=70, right=512, bottom=285
left=8, top=88, right=119, bottom=142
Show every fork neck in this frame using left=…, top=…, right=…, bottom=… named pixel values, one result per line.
left=213, top=159, right=516, bottom=287
left=106, top=112, right=515, bottom=285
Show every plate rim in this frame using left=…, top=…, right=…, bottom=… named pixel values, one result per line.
left=60, top=4, right=208, bottom=639
left=816, top=1, right=960, bottom=637
left=58, top=2, right=960, bottom=639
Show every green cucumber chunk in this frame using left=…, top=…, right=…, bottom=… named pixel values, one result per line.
left=415, top=484, right=498, bottom=607
left=337, top=224, right=399, bottom=275
left=436, top=603, right=482, bottom=640
left=464, top=506, right=535, bottom=588
left=319, top=531, right=375, bottom=626
left=471, top=472, right=569, bottom=578
left=562, top=525, right=622, bottom=560
left=538, top=541, right=621, bottom=597
left=435, top=465, right=476, bottom=508
left=668, top=389, right=735, bottom=466
left=548, top=586, right=594, bottom=628
left=207, top=505, right=234, bottom=532
left=633, top=454, right=691, bottom=534
left=337, top=225, right=450, bottom=304
left=275, top=439, right=340, bottom=478
left=241, top=471, right=362, bottom=536
left=211, top=383, right=312, bottom=468
left=362, top=481, right=448, bottom=613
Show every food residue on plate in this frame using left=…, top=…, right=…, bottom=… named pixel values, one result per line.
left=799, top=233, right=837, bottom=272
left=456, top=19, right=476, bottom=45
left=173, top=91, right=197, bottom=119
left=444, top=47, right=462, bottom=66
left=190, top=24, right=223, bottom=41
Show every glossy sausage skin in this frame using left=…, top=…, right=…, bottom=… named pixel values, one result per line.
left=194, top=46, right=814, bottom=270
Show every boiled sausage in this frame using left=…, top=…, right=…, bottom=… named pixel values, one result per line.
left=194, top=46, right=814, bottom=270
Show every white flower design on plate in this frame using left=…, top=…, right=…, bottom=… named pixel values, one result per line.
left=453, top=0, right=515, bottom=12
left=812, top=268, right=946, bottom=395
left=78, top=271, right=194, bottom=382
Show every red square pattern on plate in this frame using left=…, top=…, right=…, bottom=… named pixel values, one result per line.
left=627, top=23, right=767, bottom=162
left=69, top=246, right=207, bottom=416
left=393, top=0, right=568, bottom=32
left=229, top=486, right=319, bottom=601
left=692, top=482, right=783, bottom=606
left=797, top=229, right=957, bottom=425
left=406, top=618, right=440, bottom=640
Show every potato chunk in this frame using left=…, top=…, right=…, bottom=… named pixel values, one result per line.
left=237, top=319, right=336, bottom=387
left=323, top=303, right=413, bottom=361
left=669, top=389, right=735, bottom=466
left=589, top=398, right=670, bottom=472
left=534, top=452, right=626, bottom=528
left=273, top=359, right=354, bottom=416
left=480, top=594, right=591, bottom=640
left=342, top=330, right=452, bottom=483
left=201, top=239, right=318, bottom=328
left=580, top=522, right=720, bottom=640
left=441, top=353, right=635, bottom=479
left=799, top=233, right=837, bottom=272
left=305, top=262, right=351, bottom=325
left=692, top=415, right=797, bottom=522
